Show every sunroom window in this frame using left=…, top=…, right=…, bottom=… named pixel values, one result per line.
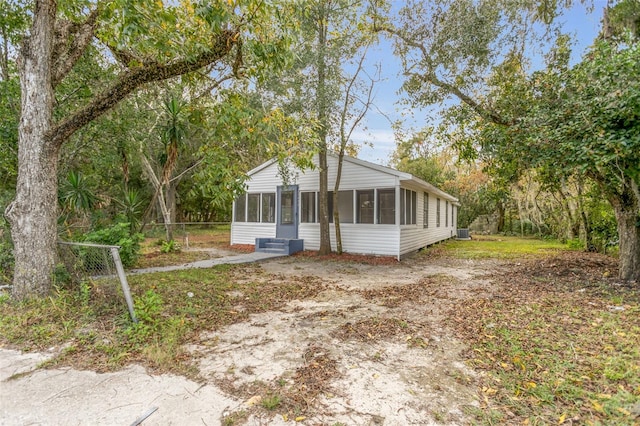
left=377, top=188, right=395, bottom=224
left=261, top=193, right=275, bottom=223
left=301, top=192, right=316, bottom=223
left=356, top=190, right=374, bottom=224
left=247, top=194, right=260, bottom=222
left=235, top=195, right=246, bottom=222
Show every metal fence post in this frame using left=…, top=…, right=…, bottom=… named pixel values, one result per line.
left=109, top=247, right=138, bottom=323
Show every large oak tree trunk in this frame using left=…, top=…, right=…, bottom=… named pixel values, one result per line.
left=610, top=185, right=640, bottom=282
left=5, top=0, right=58, bottom=300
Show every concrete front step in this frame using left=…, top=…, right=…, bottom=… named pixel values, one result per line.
left=255, top=238, right=304, bottom=255
left=265, top=242, right=286, bottom=249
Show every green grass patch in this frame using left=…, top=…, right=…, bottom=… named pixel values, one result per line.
left=438, top=235, right=571, bottom=259
left=0, top=264, right=326, bottom=377
left=455, top=293, right=640, bottom=425
left=133, top=249, right=213, bottom=269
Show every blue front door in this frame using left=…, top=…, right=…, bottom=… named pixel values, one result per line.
left=276, top=185, right=298, bottom=239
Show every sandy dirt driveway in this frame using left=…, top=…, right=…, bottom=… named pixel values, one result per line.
left=1, top=254, right=499, bottom=425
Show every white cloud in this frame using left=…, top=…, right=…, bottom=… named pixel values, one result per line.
left=350, top=128, right=396, bottom=165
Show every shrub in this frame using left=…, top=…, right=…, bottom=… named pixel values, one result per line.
left=160, top=239, right=181, bottom=253
left=82, top=222, right=144, bottom=267
left=0, top=212, right=13, bottom=284
left=0, top=240, right=13, bottom=284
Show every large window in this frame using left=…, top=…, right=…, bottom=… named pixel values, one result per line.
left=377, top=188, right=395, bottom=224
left=262, top=193, right=275, bottom=223
left=247, top=194, right=260, bottom=222
left=423, top=192, right=429, bottom=228
left=301, top=192, right=316, bottom=223
left=356, top=190, right=374, bottom=224
left=235, top=193, right=275, bottom=223
left=235, top=195, right=246, bottom=222
left=328, top=190, right=354, bottom=223
left=436, top=198, right=441, bottom=227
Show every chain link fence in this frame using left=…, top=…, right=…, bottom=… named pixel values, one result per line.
left=57, top=241, right=137, bottom=322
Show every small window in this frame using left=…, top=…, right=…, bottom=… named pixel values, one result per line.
left=301, top=192, right=316, bottom=223
left=452, top=204, right=455, bottom=227
left=410, top=191, right=417, bottom=225
left=356, top=190, right=374, bottom=224
left=400, top=189, right=406, bottom=225
left=377, top=188, right=395, bottom=224
left=262, top=193, right=275, bottom=223
left=445, top=201, right=449, bottom=227
left=436, top=198, right=441, bottom=227
left=235, top=195, right=246, bottom=222
left=423, top=192, right=429, bottom=228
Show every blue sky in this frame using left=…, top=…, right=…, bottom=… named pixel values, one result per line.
left=353, top=1, right=607, bottom=165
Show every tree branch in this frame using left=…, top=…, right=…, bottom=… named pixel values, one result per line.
left=169, top=158, right=204, bottom=184
left=49, top=30, right=239, bottom=149
left=375, top=23, right=511, bottom=127
left=52, top=8, right=100, bottom=87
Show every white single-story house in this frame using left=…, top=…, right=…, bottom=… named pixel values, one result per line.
left=231, top=153, right=459, bottom=259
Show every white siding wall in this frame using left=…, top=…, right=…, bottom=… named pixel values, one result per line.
left=300, top=223, right=399, bottom=256
left=298, top=155, right=400, bottom=255
left=231, top=222, right=276, bottom=245
left=398, top=186, right=458, bottom=257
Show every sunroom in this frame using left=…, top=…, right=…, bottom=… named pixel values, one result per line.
left=231, top=153, right=459, bottom=259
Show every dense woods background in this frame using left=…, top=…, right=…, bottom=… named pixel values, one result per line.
left=1, top=0, right=639, bottom=296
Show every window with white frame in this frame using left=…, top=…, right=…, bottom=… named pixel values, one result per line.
left=423, top=192, right=429, bottom=228
left=247, top=194, right=260, bottom=222
left=452, top=204, right=455, bottom=227
left=328, top=190, right=354, bottom=223
left=445, top=201, right=449, bottom=227
left=410, top=191, right=416, bottom=224
left=261, top=193, right=275, bottom=223
left=400, top=188, right=416, bottom=225
left=436, top=198, right=441, bottom=227
left=377, top=188, right=395, bottom=224
left=356, top=190, right=374, bottom=224
left=301, top=192, right=316, bottom=223
left=235, top=195, right=246, bottom=222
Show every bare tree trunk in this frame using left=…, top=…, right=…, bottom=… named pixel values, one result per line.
left=141, top=155, right=173, bottom=241
left=316, top=4, right=331, bottom=256
left=5, top=0, right=58, bottom=300
left=318, top=148, right=331, bottom=255
left=333, top=151, right=344, bottom=254
left=160, top=188, right=173, bottom=241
